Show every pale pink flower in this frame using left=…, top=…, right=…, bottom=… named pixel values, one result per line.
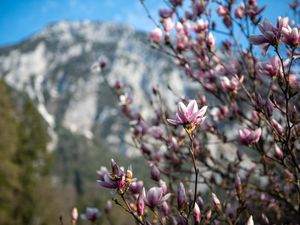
left=238, top=128, right=262, bottom=145
left=256, top=56, right=281, bottom=78
left=143, top=187, right=171, bottom=208
left=167, top=100, right=207, bottom=127
left=193, top=202, right=201, bottom=223
left=149, top=28, right=163, bottom=44
left=249, top=17, right=287, bottom=52
left=206, top=32, right=215, bottom=49
left=217, top=6, right=228, bottom=16
left=282, top=25, right=300, bottom=46
left=71, top=208, right=78, bottom=225
left=234, top=3, right=245, bottom=19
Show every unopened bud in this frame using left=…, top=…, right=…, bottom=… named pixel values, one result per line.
left=150, top=164, right=161, bottom=181
left=71, top=208, right=78, bottom=225
left=246, top=215, right=254, bottom=225
left=193, top=202, right=201, bottom=223
left=211, top=193, right=222, bottom=214
left=274, top=144, right=283, bottom=160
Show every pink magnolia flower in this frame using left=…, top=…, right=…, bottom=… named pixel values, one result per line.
left=282, top=25, right=300, bottom=46
left=256, top=56, right=281, bottom=78
left=97, top=159, right=131, bottom=191
left=71, top=208, right=78, bottom=225
left=167, top=100, right=207, bottom=128
left=219, top=76, right=243, bottom=93
left=206, top=32, right=216, bottom=49
left=149, top=28, right=163, bottom=44
left=129, top=181, right=144, bottom=194
left=193, top=202, right=201, bottom=223
left=217, top=6, right=228, bottom=16
left=81, top=208, right=100, bottom=222
left=137, top=193, right=145, bottom=216
left=238, top=128, right=262, bottom=145
left=249, top=17, right=287, bottom=52
left=143, top=187, right=171, bottom=208
left=234, top=3, right=245, bottom=19
left=194, top=19, right=209, bottom=33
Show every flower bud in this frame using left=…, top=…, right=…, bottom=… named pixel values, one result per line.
left=235, top=175, right=242, bottom=196
left=150, top=164, right=161, bottom=181
left=137, top=193, right=145, bottom=216
left=193, top=202, right=201, bottom=223
left=177, top=182, right=187, bottom=211
left=274, top=144, right=283, bottom=160
left=104, top=200, right=112, bottom=214
left=71, top=208, right=78, bottom=225
left=162, top=201, right=170, bottom=216
left=211, top=193, right=222, bottom=214
left=246, top=215, right=254, bottom=225
left=196, top=196, right=204, bottom=210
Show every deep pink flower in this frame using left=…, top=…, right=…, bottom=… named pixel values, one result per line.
left=167, top=100, right=207, bottom=128
left=238, top=128, right=262, bottom=145
left=143, top=187, right=171, bottom=208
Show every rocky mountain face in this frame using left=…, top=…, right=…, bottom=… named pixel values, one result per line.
left=0, top=20, right=184, bottom=156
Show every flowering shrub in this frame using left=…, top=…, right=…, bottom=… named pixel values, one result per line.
left=76, top=0, right=300, bottom=224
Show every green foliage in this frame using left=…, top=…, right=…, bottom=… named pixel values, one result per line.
left=0, top=80, right=61, bottom=225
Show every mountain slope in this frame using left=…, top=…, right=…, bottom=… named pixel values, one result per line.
left=0, top=20, right=184, bottom=155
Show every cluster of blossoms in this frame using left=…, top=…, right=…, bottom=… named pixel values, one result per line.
left=74, top=0, right=300, bottom=224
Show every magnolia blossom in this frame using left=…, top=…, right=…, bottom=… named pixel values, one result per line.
left=143, top=187, right=171, bottom=208
left=149, top=28, right=163, bottom=44
left=194, top=19, right=209, bottom=33
left=193, top=202, right=201, bottom=223
left=282, top=25, right=300, bottom=46
left=249, top=17, right=288, bottom=52
left=97, top=159, right=132, bottom=191
left=219, top=76, right=243, bottom=93
left=256, top=56, right=281, bottom=78
left=234, top=3, right=245, bottom=19
left=71, top=208, right=78, bottom=225
left=81, top=208, right=100, bottom=222
left=167, top=100, right=207, bottom=128
left=129, top=181, right=144, bottom=194
left=246, top=215, right=254, bottom=225
left=137, top=193, right=145, bottom=216
left=206, top=32, right=216, bottom=49
left=238, top=128, right=262, bottom=145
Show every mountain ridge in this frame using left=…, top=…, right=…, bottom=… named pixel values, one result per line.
left=0, top=20, right=184, bottom=155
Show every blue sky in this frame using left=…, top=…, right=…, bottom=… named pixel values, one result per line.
left=0, top=0, right=292, bottom=47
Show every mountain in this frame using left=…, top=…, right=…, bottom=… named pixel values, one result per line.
left=0, top=20, right=184, bottom=156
